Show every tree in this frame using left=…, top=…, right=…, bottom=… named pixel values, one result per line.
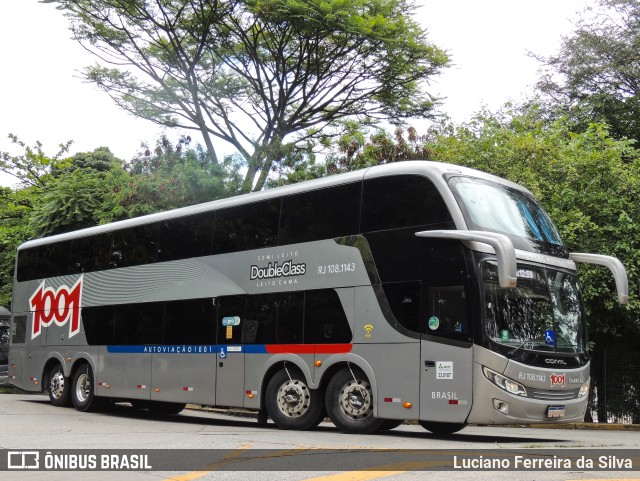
left=46, top=0, right=449, bottom=191
left=103, top=135, right=242, bottom=220
left=0, top=187, right=35, bottom=307
left=536, top=0, right=640, bottom=142
left=0, top=134, right=73, bottom=188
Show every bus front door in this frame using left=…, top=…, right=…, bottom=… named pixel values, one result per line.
left=419, top=283, right=473, bottom=424
left=420, top=337, right=473, bottom=424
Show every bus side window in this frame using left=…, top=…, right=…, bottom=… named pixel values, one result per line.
left=113, top=302, right=163, bottom=345
left=214, top=200, right=280, bottom=254
left=304, top=290, right=352, bottom=343
left=69, top=235, right=111, bottom=274
left=164, top=299, right=216, bottom=345
left=159, top=213, right=215, bottom=262
left=383, top=282, right=421, bottom=333
left=17, top=242, right=71, bottom=281
left=82, top=306, right=116, bottom=345
left=279, top=183, right=361, bottom=245
left=425, top=286, right=468, bottom=337
left=276, top=292, right=304, bottom=344
left=11, top=315, right=26, bottom=345
left=245, top=294, right=277, bottom=344
left=111, top=225, right=160, bottom=269
left=362, top=175, right=452, bottom=232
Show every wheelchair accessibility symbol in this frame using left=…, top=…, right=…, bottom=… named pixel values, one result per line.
left=219, top=347, right=227, bottom=359
left=544, top=329, right=555, bottom=346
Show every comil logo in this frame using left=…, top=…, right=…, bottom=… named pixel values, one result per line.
left=29, top=276, right=83, bottom=339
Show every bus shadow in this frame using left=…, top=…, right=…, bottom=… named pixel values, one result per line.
left=24, top=397, right=570, bottom=444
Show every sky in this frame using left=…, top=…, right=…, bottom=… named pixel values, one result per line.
left=0, top=0, right=590, bottom=188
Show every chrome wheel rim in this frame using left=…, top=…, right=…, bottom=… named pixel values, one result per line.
left=338, top=379, right=373, bottom=420
left=49, top=369, right=65, bottom=400
left=276, top=379, right=310, bottom=418
left=75, top=372, right=91, bottom=403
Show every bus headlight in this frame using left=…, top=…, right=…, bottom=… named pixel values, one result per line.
left=578, top=380, right=590, bottom=398
left=483, top=367, right=527, bottom=397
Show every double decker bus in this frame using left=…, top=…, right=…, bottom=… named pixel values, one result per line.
left=8, top=161, right=628, bottom=435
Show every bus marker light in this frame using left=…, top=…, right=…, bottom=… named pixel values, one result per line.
left=66, top=357, right=72, bottom=362
left=314, top=361, right=322, bottom=367
left=183, top=387, right=194, bottom=391
left=246, top=390, right=257, bottom=398
left=448, top=399, right=459, bottom=405
left=155, top=388, right=160, bottom=393
left=384, top=397, right=400, bottom=403
left=137, top=384, right=146, bottom=389
left=403, top=402, right=412, bottom=409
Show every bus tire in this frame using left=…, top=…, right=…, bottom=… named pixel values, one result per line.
left=265, top=367, right=324, bottom=430
left=325, top=366, right=383, bottom=434
left=70, top=364, right=99, bottom=412
left=46, top=363, right=72, bottom=407
left=418, top=421, right=466, bottom=435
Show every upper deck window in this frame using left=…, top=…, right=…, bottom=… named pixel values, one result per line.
left=362, top=175, right=452, bottom=232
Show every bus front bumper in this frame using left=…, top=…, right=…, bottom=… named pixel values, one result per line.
left=467, top=364, right=588, bottom=425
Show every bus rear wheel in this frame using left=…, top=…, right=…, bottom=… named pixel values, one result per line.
left=46, top=363, right=71, bottom=407
left=418, top=421, right=466, bottom=435
left=71, top=364, right=100, bottom=412
left=325, top=366, right=383, bottom=434
left=266, top=367, right=324, bottom=430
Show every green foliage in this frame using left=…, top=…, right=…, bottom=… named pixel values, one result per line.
left=0, top=134, right=73, bottom=188
left=101, top=135, right=242, bottom=221
left=0, top=134, right=242, bottom=308
left=428, top=105, right=640, bottom=349
left=280, top=105, right=640, bottom=350
left=536, top=0, right=640, bottom=142
left=45, top=0, right=449, bottom=191
left=0, top=187, right=35, bottom=307
left=30, top=168, right=111, bottom=237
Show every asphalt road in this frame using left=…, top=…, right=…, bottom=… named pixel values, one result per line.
left=0, top=393, right=639, bottom=481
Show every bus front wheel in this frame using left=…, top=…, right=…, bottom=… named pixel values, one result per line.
left=46, top=363, right=72, bottom=407
left=325, top=366, right=383, bottom=434
left=265, top=367, right=324, bottom=430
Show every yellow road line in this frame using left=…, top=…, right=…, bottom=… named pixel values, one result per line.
left=300, top=461, right=450, bottom=481
left=165, top=443, right=254, bottom=481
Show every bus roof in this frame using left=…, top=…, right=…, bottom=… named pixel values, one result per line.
left=18, top=160, right=529, bottom=250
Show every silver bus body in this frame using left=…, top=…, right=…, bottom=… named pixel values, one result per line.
left=8, top=161, right=627, bottom=434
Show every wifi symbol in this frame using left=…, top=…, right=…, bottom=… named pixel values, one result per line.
left=364, top=324, right=373, bottom=338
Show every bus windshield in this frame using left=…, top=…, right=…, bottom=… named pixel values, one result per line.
left=449, top=176, right=567, bottom=257
left=483, top=262, right=585, bottom=354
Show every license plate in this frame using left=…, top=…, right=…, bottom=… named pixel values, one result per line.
left=547, top=405, right=565, bottom=418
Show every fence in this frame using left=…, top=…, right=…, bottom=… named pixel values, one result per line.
left=588, top=351, right=640, bottom=424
